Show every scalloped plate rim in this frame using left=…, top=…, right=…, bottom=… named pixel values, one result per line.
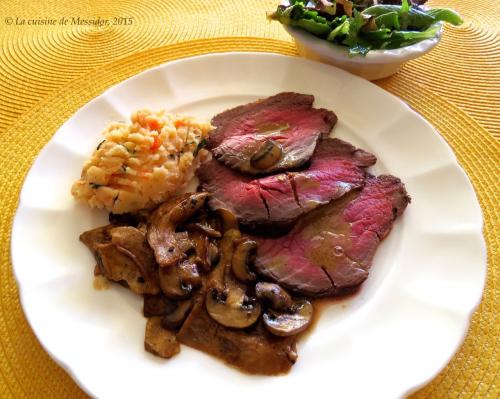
left=11, top=52, right=486, bottom=399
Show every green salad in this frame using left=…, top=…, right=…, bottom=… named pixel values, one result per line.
left=270, top=0, right=463, bottom=56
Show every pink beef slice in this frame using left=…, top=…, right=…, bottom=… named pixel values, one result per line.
left=197, top=138, right=376, bottom=229
left=209, top=92, right=338, bottom=175
left=254, top=175, right=411, bottom=297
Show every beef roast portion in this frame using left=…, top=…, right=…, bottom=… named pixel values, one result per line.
left=198, top=138, right=376, bottom=229
left=209, top=92, right=337, bottom=175
left=255, top=175, right=410, bottom=296
left=178, top=297, right=297, bottom=375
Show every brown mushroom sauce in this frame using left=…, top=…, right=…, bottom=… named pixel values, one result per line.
left=79, top=192, right=313, bottom=374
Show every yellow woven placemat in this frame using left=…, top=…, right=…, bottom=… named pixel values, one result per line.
left=0, top=1, right=498, bottom=398
left=1, top=0, right=499, bottom=137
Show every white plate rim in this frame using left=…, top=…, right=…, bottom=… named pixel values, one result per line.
left=10, top=52, right=487, bottom=399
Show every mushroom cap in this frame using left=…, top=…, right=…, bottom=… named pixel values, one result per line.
left=147, top=192, right=207, bottom=268
left=255, top=282, right=293, bottom=311
left=159, top=259, right=201, bottom=299
left=263, top=299, right=313, bottom=337
left=205, top=287, right=261, bottom=329
left=250, top=139, right=283, bottom=170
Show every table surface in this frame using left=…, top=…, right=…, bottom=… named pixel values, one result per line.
left=0, top=1, right=498, bottom=398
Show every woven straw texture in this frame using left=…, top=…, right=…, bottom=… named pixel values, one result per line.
left=0, top=1, right=498, bottom=398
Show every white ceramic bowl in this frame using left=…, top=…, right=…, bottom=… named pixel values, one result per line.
left=285, top=24, right=443, bottom=80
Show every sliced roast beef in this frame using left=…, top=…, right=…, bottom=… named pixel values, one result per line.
left=254, top=175, right=410, bottom=297
left=209, top=92, right=337, bottom=175
left=197, top=138, right=376, bottom=230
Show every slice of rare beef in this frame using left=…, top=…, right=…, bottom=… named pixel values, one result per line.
left=197, top=138, right=376, bottom=230
left=254, top=175, right=410, bottom=297
left=209, top=92, right=337, bottom=175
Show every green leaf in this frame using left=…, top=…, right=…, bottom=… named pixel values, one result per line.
left=361, top=28, right=392, bottom=46
left=296, top=18, right=332, bottom=36
left=401, top=0, right=410, bottom=14
left=270, top=4, right=332, bottom=37
left=384, top=23, right=441, bottom=49
left=326, top=19, right=350, bottom=41
left=270, top=4, right=304, bottom=23
left=363, top=3, right=434, bottom=30
left=399, top=0, right=410, bottom=30
left=374, top=11, right=400, bottom=30
left=342, top=10, right=372, bottom=56
left=351, top=9, right=367, bottom=31
left=426, top=8, right=463, bottom=26
left=362, top=5, right=400, bottom=18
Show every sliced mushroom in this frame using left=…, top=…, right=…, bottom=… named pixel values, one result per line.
left=147, top=192, right=208, bottom=267
left=207, top=240, right=220, bottom=267
left=161, top=299, right=193, bottom=330
left=250, top=139, right=283, bottom=170
left=205, top=229, right=261, bottom=328
left=144, top=317, right=180, bottom=358
left=262, top=299, right=313, bottom=337
left=189, top=230, right=207, bottom=269
left=205, top=286, right=261, bottom=329
left=95, top=243, right=159, bottom=295
left=206, top=229, right=241, bottom=289
left=255, top=282, right=294, bottom=311
left=159, top=259, right=201, bottom=299
left=215, top=208, right=238, bottom=233
left=232, top=240, right=257, bottom=283
left=175, top=231, right=195, bottom=254
left=110, top=226, right=160, bottom=293
left=185, top=223, right=221, bottom=238
left=80, top=225, right=111, bottom=255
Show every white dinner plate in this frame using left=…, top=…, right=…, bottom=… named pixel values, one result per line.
left=11, top=53, right=486, bottom=399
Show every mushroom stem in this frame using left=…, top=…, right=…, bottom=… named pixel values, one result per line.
left=207, top=229, right=241, bottom=290
left=205, top=229, right=261, bottom=329
left=215, top=209, right=239, bottom=233
left=232, top=240, right=257, bottom=283
left=185, top=223, right=221, bottom=238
